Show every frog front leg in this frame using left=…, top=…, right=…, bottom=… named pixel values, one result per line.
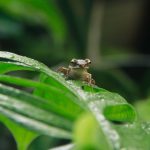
left=91, top=78, right=95, bottom=85
left=83, top=72, right=95, bottom=85
left=57, top=67, right=70, bottom=77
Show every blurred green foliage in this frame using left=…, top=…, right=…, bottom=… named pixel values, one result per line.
left=0, top=0, right=150, bottom=149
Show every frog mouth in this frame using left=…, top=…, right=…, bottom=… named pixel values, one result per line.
left=79, top=65, right=84, bottom=68
left=77, top=65, right=89, bottom=69
left=80, top=64, right=89, bottom=68
left=69, top=65, right=89, bottom=69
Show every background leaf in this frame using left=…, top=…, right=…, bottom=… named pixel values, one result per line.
left=0, top=0, right=67, bottom=42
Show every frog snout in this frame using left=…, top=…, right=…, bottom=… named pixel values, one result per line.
left=80, top=64, right=85, bottom=68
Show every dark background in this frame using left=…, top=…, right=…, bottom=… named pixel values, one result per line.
left=0, top=0, right=150, bottom=149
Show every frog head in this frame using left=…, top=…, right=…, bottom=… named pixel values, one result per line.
left=69, top=58, right=91, bottom=69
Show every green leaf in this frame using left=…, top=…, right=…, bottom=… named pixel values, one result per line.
left=113, top=122, right=150, bottom=150
left=34, top=73, right=83, bottom=120
left=69, top=81, right=137, bottom=149
left=0, top=84, right=72, bottom=139
left=68, top=81, right=120, bottom=149
left=0, top=51, right=86, bottom=110
left=74, top=113, right=111, bottom=150
left=82, top=84, right=108, bottom=93
left=0, top=74, right=83, bottom=120
left=0, top=114, right=38, bottom=150
left=0, top=51, right=134, bottom=149
left=0, top=51, right=142, bottom=150
left=50, top=144, right=74, bottom=150
left=134, top=98, right=150, bottom=121
left=82, top=84, right=136, bottom=122
left=103, top=104, right=136, bottom=123
left=0, top=61, right=33, bottom=74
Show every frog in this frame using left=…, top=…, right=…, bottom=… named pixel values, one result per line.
left=57, top=58, right=95, bottom=84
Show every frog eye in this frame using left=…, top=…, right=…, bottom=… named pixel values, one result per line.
left=85, top=59, right=91, bottom=64
left=71, top=58, right=77, bottom=64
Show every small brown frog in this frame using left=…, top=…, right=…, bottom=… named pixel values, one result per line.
left=57, top=58, right=95, bottom=84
